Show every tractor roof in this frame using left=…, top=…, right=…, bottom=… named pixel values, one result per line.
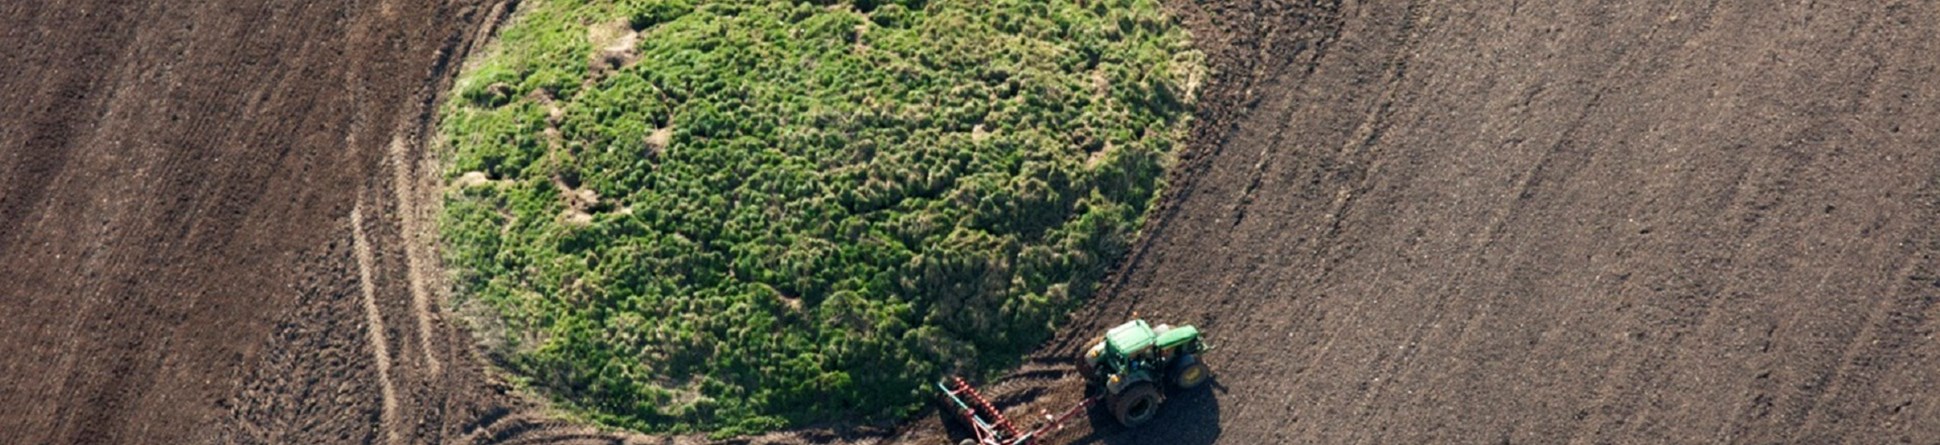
left=1105, top=319, right=1156, bottom=355
left=1155, top=325, right=1200, bottom=349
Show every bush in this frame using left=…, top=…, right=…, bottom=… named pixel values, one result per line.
left=438, top=0, right=1202, bottom=434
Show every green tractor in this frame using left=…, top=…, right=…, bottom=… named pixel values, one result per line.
left=1080, top=318, right=1211, bottom=427
left=933, top=318, right=1210, bottom=443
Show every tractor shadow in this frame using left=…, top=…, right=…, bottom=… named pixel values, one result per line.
left=1068, top=379, right=1226, bottom=445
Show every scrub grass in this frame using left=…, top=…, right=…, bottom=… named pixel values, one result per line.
left=438, top=0, right=1201, bottom=435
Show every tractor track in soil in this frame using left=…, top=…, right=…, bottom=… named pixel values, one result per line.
left=3, top=0, right=1939, bottom=444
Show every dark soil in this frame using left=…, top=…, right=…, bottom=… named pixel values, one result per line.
left=3, top=0, right=1937, bottom=444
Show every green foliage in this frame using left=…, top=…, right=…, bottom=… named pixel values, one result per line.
left=438, top=0, right=1201, bottom=435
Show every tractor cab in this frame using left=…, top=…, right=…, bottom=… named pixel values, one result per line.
left=1080, top=318, right=1212, bottom=427
left=1099, top=319, right=1156, bottom=376
left=1154, top=324, right=1202, bottom=360
left=1091, top=321, right=1205, bottom=378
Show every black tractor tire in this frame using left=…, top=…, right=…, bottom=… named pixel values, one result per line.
left=1172, top=354, right=1212, bottom=390
left=1110, top=382, right=1164, bottom=427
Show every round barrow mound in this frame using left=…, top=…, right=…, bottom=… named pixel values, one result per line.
left=438, top=0, right=1202, bottom=434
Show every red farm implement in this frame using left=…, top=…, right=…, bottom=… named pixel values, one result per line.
left=936, top=375, right=1096, bottom=445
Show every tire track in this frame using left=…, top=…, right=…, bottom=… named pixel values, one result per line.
left=1475, top=2, right=1723, bottom=441
left=1298, top=0, right=1440, bottom=436
left=1568, top=145, right=1809, bottom=444
left=351, top=204, right=403, bottom=445
left=390, top=134, right=444, bottom=375
left=1257, top=0, right=1426, bottom=434
left=1795, top=183, right=1940, bottom=441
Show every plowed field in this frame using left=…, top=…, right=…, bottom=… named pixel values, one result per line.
left=3, top=0, right=1936, bottom=444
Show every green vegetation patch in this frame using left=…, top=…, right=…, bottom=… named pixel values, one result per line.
left=438, top=0, right=1202, bottom=435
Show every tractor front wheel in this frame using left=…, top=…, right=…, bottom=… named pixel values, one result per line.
left=1110, top=382, right=1163, bottom=427
left=1172, top=355, right=1211, bottom=390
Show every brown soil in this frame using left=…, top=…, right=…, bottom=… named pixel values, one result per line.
left=3, top=0, right=1938, bottom=445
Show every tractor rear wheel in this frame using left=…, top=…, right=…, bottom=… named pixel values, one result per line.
left=1172, top=354, right=1211, bottom=390
left=1110, top=382, right=1163, bottom=427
